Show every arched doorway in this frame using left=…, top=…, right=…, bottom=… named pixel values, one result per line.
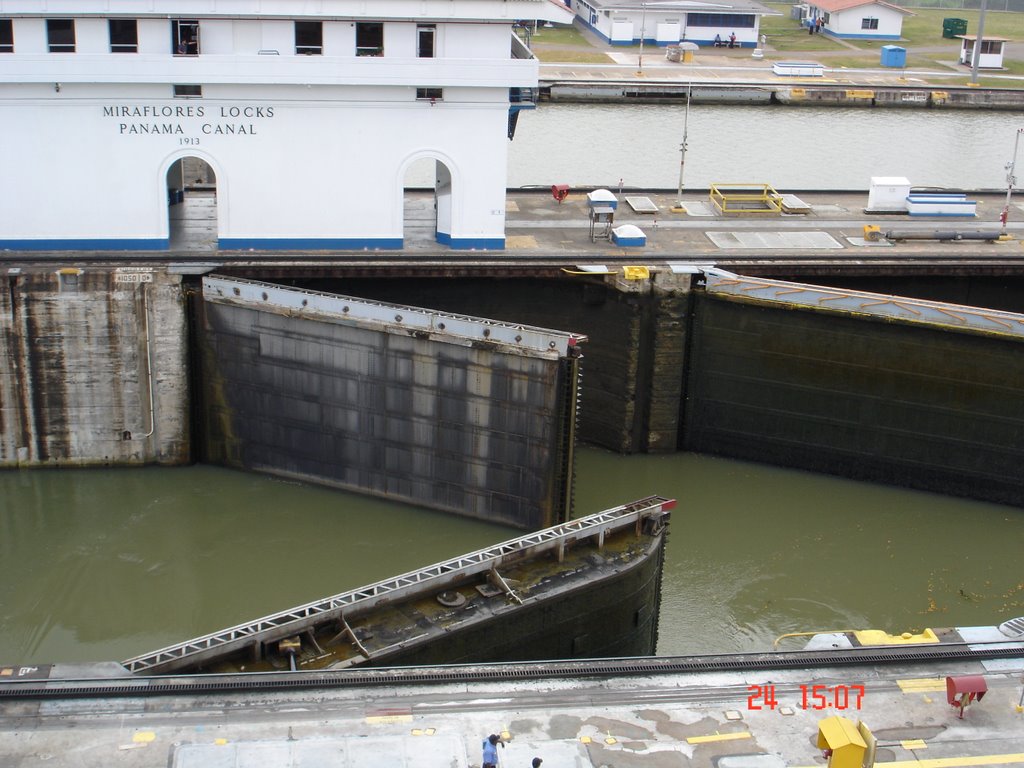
left=401, top=155, right=454, bottom=250
left=167, top=156, right=217, bottom=251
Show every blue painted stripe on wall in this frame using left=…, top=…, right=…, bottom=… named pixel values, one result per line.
left=0, top=238, right=168, bottom=251
left=219, top=237, right=404, bottom=250
left=436, top=232, right=505, bottom=250
left=832, top=32, right=900, bottom=40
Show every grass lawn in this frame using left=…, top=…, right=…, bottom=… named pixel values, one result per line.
left=528, top=23, right=614, bottom=63
left=532, top=13, right=1024, bottom=85
left=764, top=4, right=1021, bottom=58
left=533, top=48, right=613, bottom=63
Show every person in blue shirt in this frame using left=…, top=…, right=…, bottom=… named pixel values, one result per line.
left=482, top=734, right=503, bottom=768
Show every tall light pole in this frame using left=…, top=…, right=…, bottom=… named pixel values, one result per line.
left=637, top=4, right=647, bottom=75
left=1001, top=127, right=1023, bottom=235
left=677, top=82, right=692, bottom=200
left=971, top=0, right=988, bottom=85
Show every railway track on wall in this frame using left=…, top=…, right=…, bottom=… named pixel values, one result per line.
left=1, top=643, right=1021, bottom=701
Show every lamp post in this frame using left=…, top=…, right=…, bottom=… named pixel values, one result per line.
left=1001, top=127, right=1023, bottom=235
left=637, top=4, right=647, bottom=75
left=970, top=0, right=988, bottom=85
left=677, top=82, right=692, bottom=200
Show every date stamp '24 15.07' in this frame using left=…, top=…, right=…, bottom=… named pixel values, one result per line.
left=747, top=684, right=866, bottom=711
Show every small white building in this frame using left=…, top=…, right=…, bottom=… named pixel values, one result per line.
left=957, top=34, right=1008, bottom=69
left=804, top=0, right=911, bottom=41
left=573, top=0, right=777, bottom=49
left=0, top=0, right=572, bottom=252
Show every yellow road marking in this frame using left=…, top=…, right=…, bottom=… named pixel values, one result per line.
left=686, top=732, right=752, bottom=744
left=132, top=732, right=155, bottom=743
left=902, top=739, right=927, bottom=749
left=793, top=754, right=1024, bottom=768
left=898, top=677, right=946, bottom=693
left=506, top=235, right=538, bottom=249
left=366, top=714, right=413, bottom=724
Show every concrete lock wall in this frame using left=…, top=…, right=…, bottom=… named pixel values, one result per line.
left=195, top=277, right=581, bottom=529
left=0, top=269, right=190, bottom=467
left=682, top=283, right=1024, bottom=507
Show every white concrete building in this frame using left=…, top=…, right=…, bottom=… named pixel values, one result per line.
left=0, top=0, right=572, bottom=251
left=804, top=0, right=911, bottom=41
left=572, top=0, right=775, bottom=49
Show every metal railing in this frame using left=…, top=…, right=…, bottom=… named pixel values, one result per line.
left=123, top=495, right=675, bottom=675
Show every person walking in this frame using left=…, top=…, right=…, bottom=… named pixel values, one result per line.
left=482, top=734, right=504, bottom=768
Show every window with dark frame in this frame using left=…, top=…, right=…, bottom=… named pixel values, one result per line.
left=0, top=19, right=13, bottom=53
left=47, top=19, right=75, bottom=53
left=295, top=21, right=322, bottom=54
left=417, top=24, right=435, bottom=58
left=355, top=22, right=383, bottom=56
left=172, top=19, right=200, bottom=55
left=109, top=19, right=138, bottom=53
left=861, top=17, right=879, bottom=29
left=173, top=84, right=202, bottom=98
left=686, top=13, right=755, bottom=28
left=416, top=87, right=443, bottom=101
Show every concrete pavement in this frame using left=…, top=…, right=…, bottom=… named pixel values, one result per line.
left=2, top=652, right=1024, bottom=766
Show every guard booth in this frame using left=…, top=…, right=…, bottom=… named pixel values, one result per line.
left=957, top=34, right=1007, bottom=68
left=587, top=188, right=617, bottom=242
left=817, top=716, right=876, bottom=768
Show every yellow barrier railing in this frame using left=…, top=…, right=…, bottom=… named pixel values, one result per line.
left=709, top=183, right=784, bottom=215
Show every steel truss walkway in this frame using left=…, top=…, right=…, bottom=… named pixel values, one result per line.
left=122, top=495, right=675, bottom=675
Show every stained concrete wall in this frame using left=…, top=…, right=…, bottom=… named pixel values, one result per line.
left=0, top=269, right=190, bottom=467
left=682, top=288, right=1024, bottom=507
left=321, top=273, right=691, bottom=454
left=195, top=279, right=580, bottom=529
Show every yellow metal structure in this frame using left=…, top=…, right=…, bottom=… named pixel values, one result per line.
left=863, top=225, right=881, bottom=241
left=853, top=628, right=939, bottom=645
left=817, top=716, right=870, bottom=768
left=709, top=183, right=784, bottom=215
left=622, top=266, right=650, bottom=280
